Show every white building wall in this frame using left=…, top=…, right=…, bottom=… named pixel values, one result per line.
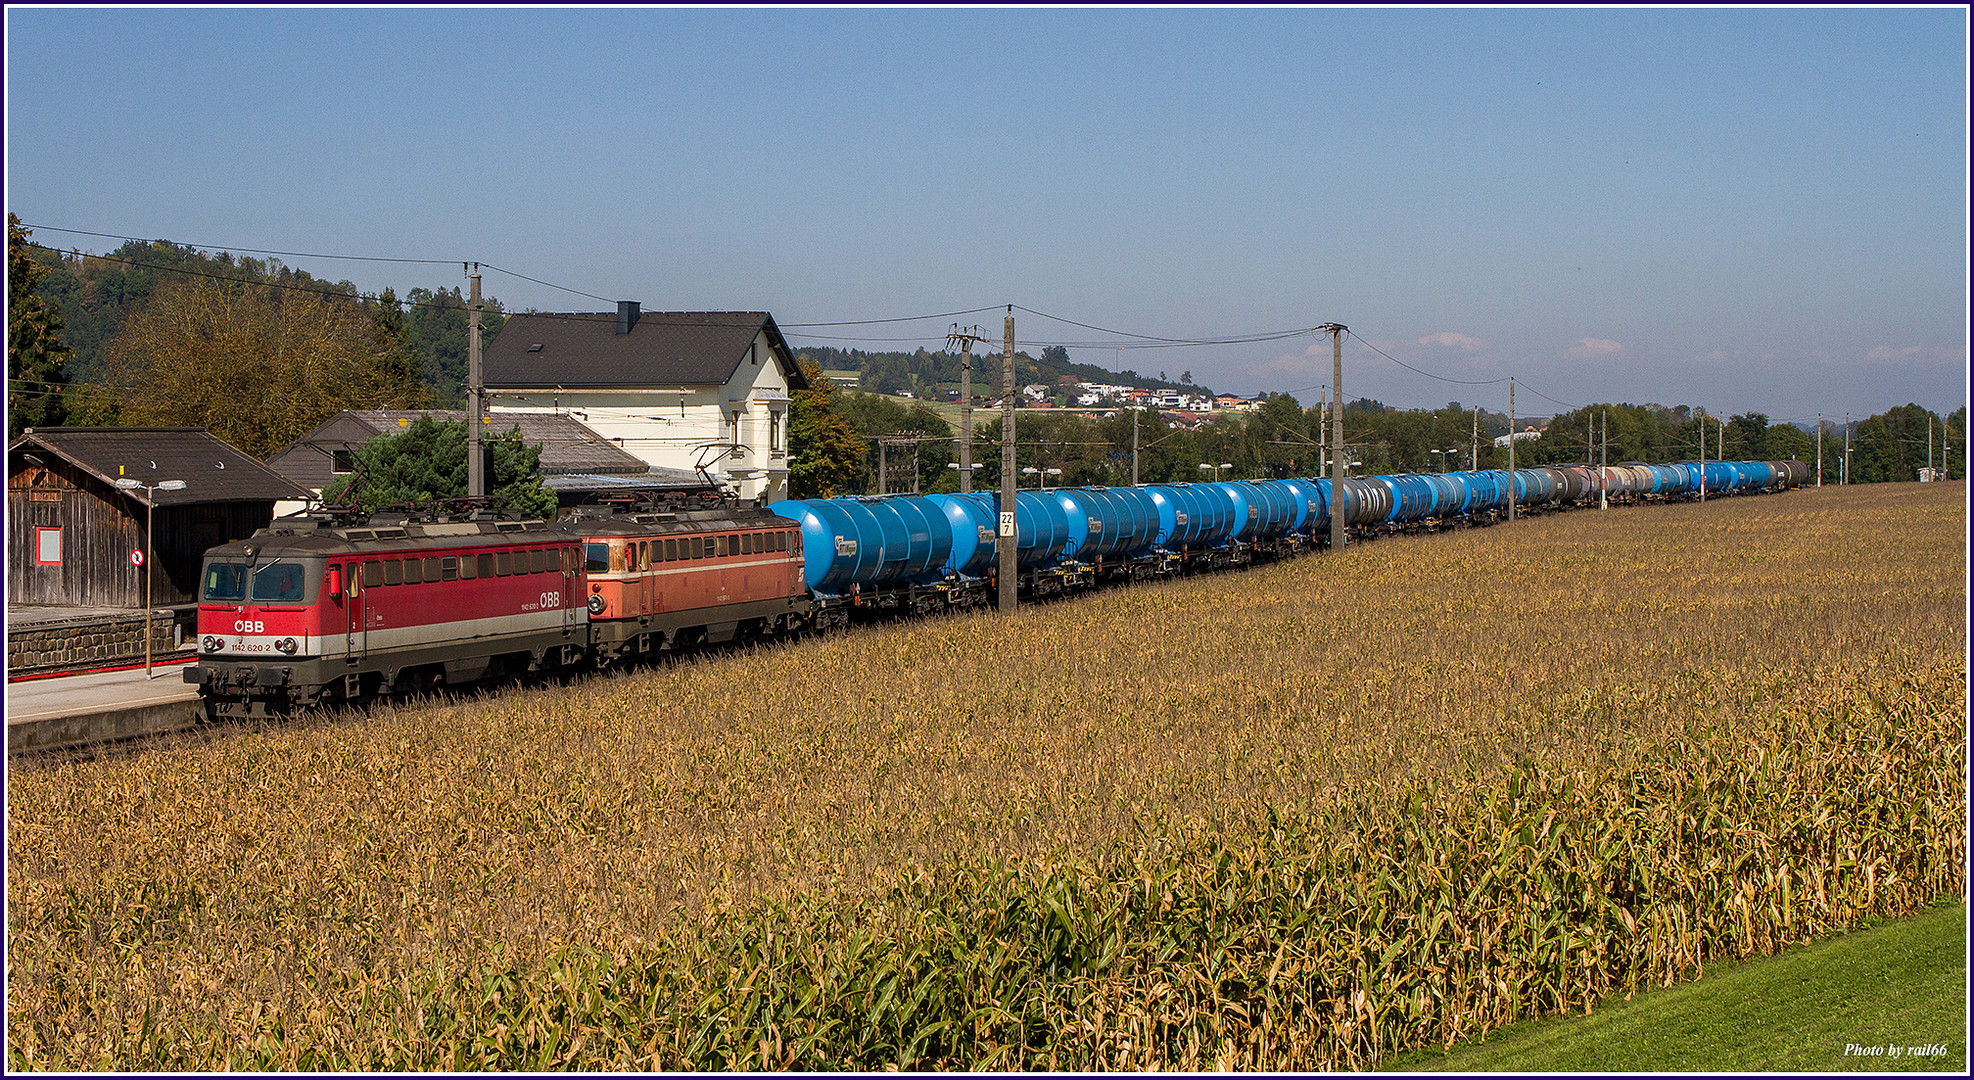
left=490, top=330, right=793, bottom=503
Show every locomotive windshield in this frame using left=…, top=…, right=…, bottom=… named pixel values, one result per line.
left=585, top=544, right=611, bottom=573
left=202, top=563, right=249, bottom=601
left=249, top=562, right=307, bottom=602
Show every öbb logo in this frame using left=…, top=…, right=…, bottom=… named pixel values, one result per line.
left=234, top=620, right=265, bottom=634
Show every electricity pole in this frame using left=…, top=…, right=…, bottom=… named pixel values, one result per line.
left=1318, top=323, right=1347, bottom=551
left=1131, top=407, right=1140, bottom=486
left=467, top=264, right=485, bottom=499
left=999, top=309, right=1017, bottom=613
left=1600, top=410, right=1608, bottom=510
left=1316, top=385, right=1327, bottom=479
left=1843, top=413, right=1851, bottom=485
left=1817, top=414, right=1822, bottom=488
left=1698, top=408, right=1706, bottom=504
left=1507, top=378, right=1516, bottom=522
left=1471, top=405, right=1479, bottom=471
left=946, top=324, right=988, bottom=493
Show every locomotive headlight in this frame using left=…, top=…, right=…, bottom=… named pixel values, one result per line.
left=276, top=637, right=298, bottom=654
left=203, top=636, right=222, bottom=652
left=587, top=595, right=606, bottom=615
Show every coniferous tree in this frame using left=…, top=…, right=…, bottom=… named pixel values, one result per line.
left=320, top=415, right=555, bottom=519
left=7, top=214, right=73, bottom=436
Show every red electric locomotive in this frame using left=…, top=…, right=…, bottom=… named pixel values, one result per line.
left=185, top=506, right=585, bottom=719
left=556, top=493, right=810, bottom=669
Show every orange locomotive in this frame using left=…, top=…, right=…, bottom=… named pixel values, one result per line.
left=557, top=493, right=811, bottom=669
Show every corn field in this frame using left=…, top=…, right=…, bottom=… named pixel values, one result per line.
left=6, top=482, right=1965, bottom=1070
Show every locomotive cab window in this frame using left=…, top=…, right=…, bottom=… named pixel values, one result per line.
left=203, top=563, right=249, bottom=601
left=585, top=544, right=610, bottom=573
left=254, top=562, right=309, bottom=602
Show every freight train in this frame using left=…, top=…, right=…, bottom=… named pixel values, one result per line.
left=185, top=460, right=1809, bottom=720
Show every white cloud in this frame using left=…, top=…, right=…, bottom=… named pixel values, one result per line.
left=1417, top=332, right=1486, bottom=352
left=1864, top=345, right=1926, bottom=365
left=1567, top=338, right=1624, bottom=359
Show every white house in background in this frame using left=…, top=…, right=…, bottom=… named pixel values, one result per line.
left=1492, top=428, right=1544, bottom=448
left=480, top=305, right=807, bottom=503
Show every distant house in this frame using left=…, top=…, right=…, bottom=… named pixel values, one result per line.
left=480, top=305, right=806, bottom=503
left=263, top=409, right=697, bottom=512
left=8, top=427, right=313, bottom=608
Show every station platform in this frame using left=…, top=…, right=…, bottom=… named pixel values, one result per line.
left=5, top=661, right=203, bottom=755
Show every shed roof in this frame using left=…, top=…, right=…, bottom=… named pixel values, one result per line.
left=9, top=427, right=314, bottom=507
left=271, top=410, right=650, bottom=477
left=481, top=310, right=807, bottom=391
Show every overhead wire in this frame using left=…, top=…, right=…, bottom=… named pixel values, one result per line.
left=18, top=224, right=1878, bottom=424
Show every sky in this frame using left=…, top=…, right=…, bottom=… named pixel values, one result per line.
left=5, top=5, right=1967, bottom=424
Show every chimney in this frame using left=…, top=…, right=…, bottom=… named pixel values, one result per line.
left=616, top=300, right=640, bottom=335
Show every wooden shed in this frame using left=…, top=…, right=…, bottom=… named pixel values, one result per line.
left=7, top=427, right=314, bottom=608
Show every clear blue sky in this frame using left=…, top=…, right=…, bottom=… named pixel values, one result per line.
left=6, top=5, right=1966, bottom=423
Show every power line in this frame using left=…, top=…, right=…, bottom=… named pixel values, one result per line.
left=1511, top=380, right=1583, bottom=412
left=23, top=242, right=507, bottom=318
left=21, top=223, right=619, bottom=309
left=779, top=305, right=1003, bottom=328
left=1014, top=304, right=1328, bottom=346
left=477, top=263, right=615, bottom=305
left=1346, top=331, right=1511, bottom=388
left=15, top=222, right=460, bottom=265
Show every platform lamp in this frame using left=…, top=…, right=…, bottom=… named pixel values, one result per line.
left=115, top=477, right=185, bottom=677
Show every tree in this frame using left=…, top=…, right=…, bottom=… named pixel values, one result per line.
left=96, top=276, right=429, bottom=457
left=369, top=288, right=432, bottom=410
left=320, top=414, right=555, bottom=519
left=405, top=285, right=506, bottom=407
left=839, top=390, right=952, bottom=493
left=1851, top=403, right=1939, bottom=484
left=787, top=360, right=865, bottom=497
left=7, top=214, right=73, bottom=436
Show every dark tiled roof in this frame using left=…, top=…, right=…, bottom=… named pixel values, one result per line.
left=265, top=410, right=650, bottom=490
left=482, top=311, right=807, bottom=390
left=9, top=427, right=314, bottom=506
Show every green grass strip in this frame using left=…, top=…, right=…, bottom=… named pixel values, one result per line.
left=1385, top=900, right=1968, bottom=1074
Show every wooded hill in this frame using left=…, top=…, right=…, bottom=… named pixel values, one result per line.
left=795, top=344, right=1211, bottom=401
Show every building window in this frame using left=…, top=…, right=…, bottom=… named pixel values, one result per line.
left=35, top=527, right=61, bottom=565
left=331, top=449, right=355, bottom=474
left=769, top=412, right=782, bottom=453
